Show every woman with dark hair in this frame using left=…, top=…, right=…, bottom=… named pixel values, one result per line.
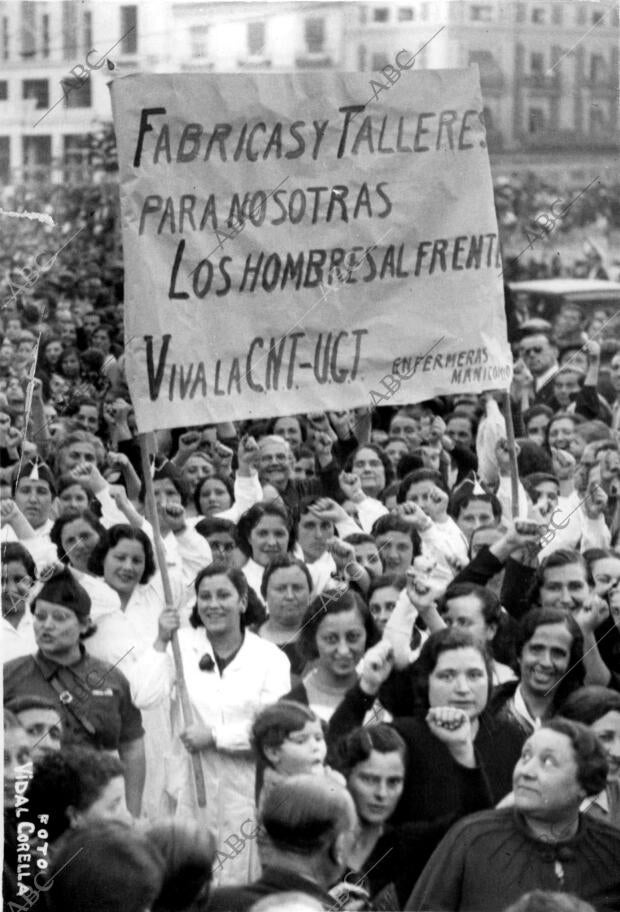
left=283, top=586, right=381, bottom=723
left=1, top=541, right=37, bottom=663
left=526, top=550, right=610, bottom=687
left=545, top=412, right=584, bottom=458
left=258, top=554, right=313, bottom=678
left=57, top=345, right=82, bottom=384
left=51, top=508, right=106, bottom=571
left=501, top=549, right=611, bottom=689
left=157, top=562, right=290, bottom=886
left=489, top=607, right=586, bottom=734
left=46, top=821, right=165, bottom=912
left=329, top=629, right=525, bottom=833
left=559, top=686, right=620, bottom=828
left=237, top=502, right=296, bottom=602
left=438, top=582, right=517, bottom=685
left=49, top=508, right=124, bottom=634
left=346, top=443, right=393, bottom=500
left=86, top=523, right=182, bottom=818
left=523, top=403, right=554, bottom=448
left=407, top=719, right=620, bottom=912
left=146, top=820, right=215, bottom=912
left=26, top=745, right=130, bottom=843
left=188, top=435, right=263, bottom=525
left=194, top=473, right=234, bottom=518
left=583, top=548, right=620, bottom=689
left=334, top=722, right=413, bottom=906
left=38, top=336, right=63, bottom=378
left=55, top=474, right=100, bottom=516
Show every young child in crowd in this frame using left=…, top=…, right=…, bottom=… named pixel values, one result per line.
left=251, top=700, right=345, bottom=804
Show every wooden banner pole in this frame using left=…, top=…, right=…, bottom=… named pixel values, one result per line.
left=138, top=433, right=206, bottom=807
left=503, top=392, right=520, bottom=519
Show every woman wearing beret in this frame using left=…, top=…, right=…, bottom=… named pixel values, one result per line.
left=3, top=567, right=145, bottom=817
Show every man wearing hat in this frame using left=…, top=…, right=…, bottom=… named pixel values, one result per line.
left=3, top=567, right=145, bottom=816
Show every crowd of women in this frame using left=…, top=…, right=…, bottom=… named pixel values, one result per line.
left=3, top=179, right=620, bottom=911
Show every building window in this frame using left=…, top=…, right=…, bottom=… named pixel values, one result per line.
left=373, top=7, right=390, bottom=22
left=398, top=7, right=414, bottom=21
left=530, top=52, right=545, bottom=74
left=359, top=6, right=367, bottom=25
left=83, top=11, right=93, bottom=52
left=0, top=136, right=9, bottom=183
left=120, top=5, right=137, bottom=53
left=576, top=6, right=587, bottom=26
left=23, top=79, right=49, bottom=109
left=590, top=54, right=606, bottom=82
left=528, top=107, right=545, bottom=133
left=532, top=8, right=545, bottom=24
left=23, top=135, right=52, bottom=179
left=471, top=6, right=493, bottom=21
left=62, top=1, right=78, bottom=59
left=190, top=25, right=209, bottom=59
left=0, top=81, right=7, bottom=101
left=247, top=22, right=265, bottom=56
left=305, top=18, right=325, bottom=53
left=41, top=14, right=49, bottom=58
left=64, top=134, right=89, bottom=179
left=515, top=3, right=526, bottom=23
left=372, top=52, right=390, bottom=70
left=358, top=44, right=367, bottom=70
left=61, top=76, right=91, bottom=108
left=592, top=10, right=605, bottom=25
left=21, top=1, right=36, bottom=58
left=1, top=18, right=8, bottom=60
left=590, top=107, right=607, bottom=133
left=551, top=5, right=563, bottom=26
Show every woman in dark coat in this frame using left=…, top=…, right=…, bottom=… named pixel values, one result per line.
left=328, top=629, right=525, bottom=830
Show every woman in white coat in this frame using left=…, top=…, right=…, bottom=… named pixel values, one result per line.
left=87, top=524, right=184, bottom=819
left=161, top=563, right=290, bottom=887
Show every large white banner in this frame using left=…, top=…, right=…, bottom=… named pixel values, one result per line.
left=111, top=69, right=512, bottom=433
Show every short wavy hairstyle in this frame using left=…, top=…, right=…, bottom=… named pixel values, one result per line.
left=333, top=722, right=407, bottom=778
left=528, top=549, right=593, bottom=606
left=27, top=746, right=124, bottom=842
left=410, top=627, right=493, bottom=715
left=1, top=541, right=36, bottom=580
left=189, top=563, right=249, bottom=630
left=558, top=686, right=620, bottom=727
left=541, top=718, right=608, bottom=797
left=296, top=587, right=380, bottom=663
left=87, top=524, right=157, bottom=585
left=260, top=554, right=313, bottom=601
left=50, top=509, right=106, bottom=564
left=236, top=502, right=296, bottom=560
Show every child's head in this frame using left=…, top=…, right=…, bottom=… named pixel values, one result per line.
left=252, top=701, right=326, bottom=777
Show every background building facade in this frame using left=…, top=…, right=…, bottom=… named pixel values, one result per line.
left=0, top=0, right=617, bottom=184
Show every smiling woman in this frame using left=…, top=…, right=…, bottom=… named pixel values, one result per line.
left=237, top=502, right=296, bottom=603
left=159, top=564, right=290, bottom=887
